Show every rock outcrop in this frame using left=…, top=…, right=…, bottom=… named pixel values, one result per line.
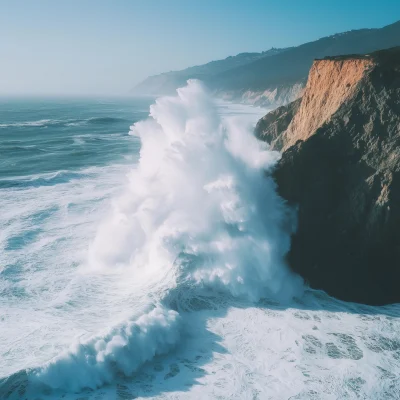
left=217, top=82, right=305, bottom=108
left=270, top=57, right=376, bottom=150
left=255, top=98, right=302, bottom=147
left=257, top=47, right=400, bottom=305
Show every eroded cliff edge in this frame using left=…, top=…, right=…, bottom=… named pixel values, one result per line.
left=256, top=47, right=400, bottom=305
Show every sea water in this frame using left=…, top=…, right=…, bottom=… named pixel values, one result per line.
left=1, top=82, right=400, bottom=400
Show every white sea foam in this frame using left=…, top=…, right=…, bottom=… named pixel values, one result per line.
left=0, top=119, right=56, bottom=128
left=31, top=306, right=181, bottom=391
left=90, top=80, right=301, bottom=301
left=30, top=80, right=302, bottom=391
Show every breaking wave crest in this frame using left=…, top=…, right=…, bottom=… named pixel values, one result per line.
left=26, top=80, right=303, bottom=392
left=31, top=307, right=181, bottom=392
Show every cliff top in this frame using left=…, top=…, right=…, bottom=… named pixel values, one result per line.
left=255, top=45, right=400, bottom=304
left=318, top=46, right=400, bottom=65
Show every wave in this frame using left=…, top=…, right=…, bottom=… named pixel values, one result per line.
left=1, top=145, right=48, bottom=153
left=0, top=119, right=57, bottom=128
left=0, top=117, right=129, bottom=129
left=31, top=306, right=181, bottom=392
left=8, top=80, right=302, bottom=394
left=0, top=170, right=90, bottom=189
left=86, top=117, right=128, bottom=125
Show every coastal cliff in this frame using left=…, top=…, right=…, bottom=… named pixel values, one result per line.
left=257, top=47, right=400, bottom=304
left=215, top=82, right=305, bottom=107
left=262, top=57, right=375, bottom=150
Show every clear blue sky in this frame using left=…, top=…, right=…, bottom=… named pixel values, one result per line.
left=1, top=0, right=399, bottom=95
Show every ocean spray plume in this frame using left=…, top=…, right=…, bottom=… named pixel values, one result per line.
left=31, top=80, right=302, bottom=392
left=89, top=80, right=302, bottom=301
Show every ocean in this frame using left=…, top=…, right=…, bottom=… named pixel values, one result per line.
left=1, top=82, right=400, bottom=400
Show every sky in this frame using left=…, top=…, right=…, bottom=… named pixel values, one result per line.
left=1, top=0, right=399, bottom=96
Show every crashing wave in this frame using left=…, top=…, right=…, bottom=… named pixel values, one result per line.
left=24, top=80, right=302, bottom=392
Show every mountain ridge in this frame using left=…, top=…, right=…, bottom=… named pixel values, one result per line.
left=132, top=47, right=289, bottom=96
left=133, top=20, right=400, bottom=107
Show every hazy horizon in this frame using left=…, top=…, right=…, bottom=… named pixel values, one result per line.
left=1, top=0, right=399, bottom=96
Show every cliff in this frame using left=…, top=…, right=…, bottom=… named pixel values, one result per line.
left=257, top=47, right=400, bottom=304
left=216, top=82, right=304, bottom=108
left=271, top=57, right=375, bottom=150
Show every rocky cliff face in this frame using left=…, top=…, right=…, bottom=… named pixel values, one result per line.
left=277, top=58, right=375, bottom=150
left=257, top=47, right=400, bottom=305
left=255, top=98, right=302, bottom=146
left=216, top=82, right=305, bottom=107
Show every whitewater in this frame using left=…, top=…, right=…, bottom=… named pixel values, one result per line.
left=1, top=82, right=400, bottom=400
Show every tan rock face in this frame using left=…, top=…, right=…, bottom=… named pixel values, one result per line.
left=278, top=58, right=375, bottom=150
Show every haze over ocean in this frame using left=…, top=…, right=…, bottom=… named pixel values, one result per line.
left=1, top=0, right=399, bottom=95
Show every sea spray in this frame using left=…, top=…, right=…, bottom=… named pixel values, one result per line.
left=31, top=80, right=302, bottom=391
left=31, top=307, right=181, bottom=391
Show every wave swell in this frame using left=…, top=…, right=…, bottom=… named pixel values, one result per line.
left=31, top=307, right=181, bottom=392
left=0, top=117, right=128, bottom=129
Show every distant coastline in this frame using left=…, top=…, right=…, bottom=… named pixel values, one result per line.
left=132, top=20, right=400, bottom=108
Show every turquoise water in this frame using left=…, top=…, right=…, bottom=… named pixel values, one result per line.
left=0, top=97, right=152, bottom=185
